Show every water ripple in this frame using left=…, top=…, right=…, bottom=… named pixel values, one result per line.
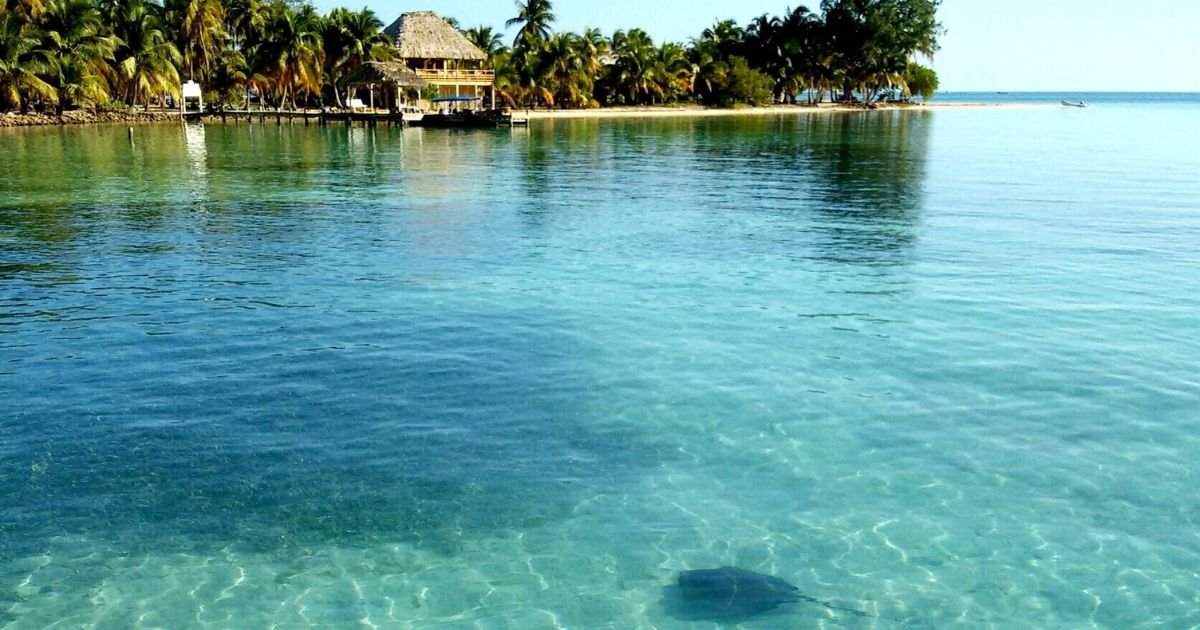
left=2, top=109, right=1199, bottom=626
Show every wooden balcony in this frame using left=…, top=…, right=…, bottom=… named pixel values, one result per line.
left=414, top=68, right=495, bottom=85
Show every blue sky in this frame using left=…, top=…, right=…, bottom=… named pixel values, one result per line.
left=316, top=0, right=1200, bottom=91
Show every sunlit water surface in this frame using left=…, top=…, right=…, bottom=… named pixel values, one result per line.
left=2, top=102, right=1199, bottom=628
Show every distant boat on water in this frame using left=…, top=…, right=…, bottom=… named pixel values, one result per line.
left=1061, top=100, right=1088, bottom=108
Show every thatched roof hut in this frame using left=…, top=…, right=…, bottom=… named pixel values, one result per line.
left=341, top=61, right=428, bottom=88
left=383, top=11, right=486, bottom=61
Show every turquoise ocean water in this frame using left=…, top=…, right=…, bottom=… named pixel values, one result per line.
left=2, top=97, right=1199, bottom=627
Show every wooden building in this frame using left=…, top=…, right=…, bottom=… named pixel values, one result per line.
left=383, top=11, right=496, bottom=109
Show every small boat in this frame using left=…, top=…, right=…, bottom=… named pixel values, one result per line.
left=1061, top=100, right=1087, bottom=108
left=411, top=96, right=502, bottom=128
left=413, top=109, right=500, bottom=129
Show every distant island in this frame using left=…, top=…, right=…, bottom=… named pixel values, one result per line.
left=0, top=0, right=942, bottom=124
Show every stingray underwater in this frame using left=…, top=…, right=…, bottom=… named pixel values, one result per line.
left=660, top=566, right=881, bottom=623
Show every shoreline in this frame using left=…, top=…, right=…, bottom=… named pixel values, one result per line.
left=521, top=101, right=1049, bottom=120
left=0, top=101, right=1050, bottom=129
left=0, top=110, right=182, bottom=128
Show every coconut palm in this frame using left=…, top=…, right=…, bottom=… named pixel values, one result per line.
left=56, top=50, right=109, bottom=110
left=511, top=45, right=552, bottom=106
left=745, top=13, right=780, bottom=63
left=654, top=42, right=692, bottom=102
left=506, top=0, right=554, bottom=51
left=225, top=0, right=265, bottom=51
left=40, top=0, right=110, bottom=57
left=321, top=7, right=388, bottom=108
left=686, top=37, right=722, bottom=103
left=819, top=0, right=942, bottom=103
left=577, top=28, right=606, bottom=74
left=542, top=31, right=591, bottom=107
left=745, top=13, right=786, bottom=100
left=1, top=0, right=47, bottom=21
left=490, top=47, right=522, bottom=106
left=700, top=18, right=744, bottom=59
left=335, top=7, right=389, bottom=69
left=0, top=12, right=57, bottom=111
left=610, top=28, right=660, bottom=105
left=111, top=0, right=181, bottom=107
left=464, top=25, right=504, bottom=60
left=255, top=2, right=321, bottom=110
left=165, top=0, right=226, bottom=82
left=40, top=0, right=118, bottom=111
left=777, top=5, right=823, bottom=103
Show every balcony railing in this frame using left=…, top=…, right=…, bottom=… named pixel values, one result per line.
left=414, top=68, right=495, bottom=84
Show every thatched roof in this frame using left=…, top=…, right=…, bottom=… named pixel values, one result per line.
left=341, top=61, right=428, bottom=87
left=383, top=11, right=486, bottom=61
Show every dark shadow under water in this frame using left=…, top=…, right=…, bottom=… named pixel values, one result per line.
left=0, top=194, right=670, bottom=560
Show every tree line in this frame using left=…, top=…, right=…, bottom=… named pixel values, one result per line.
left=0, top=0, right=941, bottom=114
left=486, top=0, right=941, bottom=108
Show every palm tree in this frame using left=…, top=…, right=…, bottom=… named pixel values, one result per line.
left=165, top=0, right=225, bottom=82
left=610, top=29, right=659, bottom=105
left=1, top=0, right=47, bottom=21
left=700, top=18, right=744, bottom=60
left=225, top=0, right=265, bottom=51
left=111, top=0, right=181, bottom=108
left=321, top=7, right=388, bottom=108
left=92, top=0, right=124, bottom=23
left=577, top=27, right=606, bottom=104
left=745, top=13, right=785, bottom=101
left=0, top=12, right=58, bottom=111
left=512, top=44, right=552, bottom=106
left=56, top=50, right=109, bottom=110
left=819, top=0, right=942, bottom=104
left=653, top=42, right=692, bottom=103
left=542, top=31, right=592, bottom=107
left=209, top=46, right=244, bottom=103
left=506, top=0, right=554, bottom=51
left=40, top=0, right=118, bottom=111
left=745, top=13, right=780, bottom=61
left=255, top=2, right=321, bottom=110
left=686, top=37, right=722, bottom=103
left=340, top=7, right=390, bottom=67
left=490, top=47, right=523, bottom=106
left=578, top=28, right=606, bottom=72
left=464, top=25, right=504, bottom=60
left=778, top=5, right=822, bottom=103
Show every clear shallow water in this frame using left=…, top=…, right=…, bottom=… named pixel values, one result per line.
left=1, top=106, right=1198, bottom=628
left=934, top=91, right=1200, bottom=107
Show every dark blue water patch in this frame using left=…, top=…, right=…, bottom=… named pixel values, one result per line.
left=1, top=229, right=668, bottom=559
left=3, top=317, right=659, bottom=558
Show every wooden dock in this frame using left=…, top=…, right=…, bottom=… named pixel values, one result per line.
left=193, top=110, right=409, bottom=127
left=189, top=109, right=530, bottom=128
